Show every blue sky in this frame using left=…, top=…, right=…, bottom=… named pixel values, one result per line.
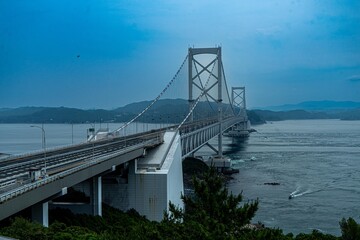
left=1, top=0, right=359, bottom=109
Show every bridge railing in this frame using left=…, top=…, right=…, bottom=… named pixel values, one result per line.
left=0, top=134, right=163, bottom=204
left=1, top=128, right=168, bottom=174
left=2, top=139, right=94, bottom=163
left=180, top=116, right=241, bottom=157
left=156, top=117, right=220, bottom=169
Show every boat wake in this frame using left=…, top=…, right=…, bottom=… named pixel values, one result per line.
left=289, top=186, right=322, bottom=199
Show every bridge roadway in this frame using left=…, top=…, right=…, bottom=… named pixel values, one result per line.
left=0, top=116, right=241, bottom=221
left=0, top=130, right=164, bottom=221
left=0, top=131, right=163, bottom=189
left=0, top=130, right=164, bottom=193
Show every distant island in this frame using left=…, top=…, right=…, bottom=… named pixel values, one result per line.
left=258, top=100, right=360, bottom=112
left=0, top=100, right=359, bottom=124
left=253, top=100, right=360, bottom=121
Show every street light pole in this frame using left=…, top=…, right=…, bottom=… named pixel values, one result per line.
left=31, top=125, right=47, bottom=175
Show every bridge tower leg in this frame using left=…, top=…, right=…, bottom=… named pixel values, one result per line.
left=188, top=48, right=194, bottom=122
left=229, top=87, right=250, bottom=137
left=232, top=87, right=246, bottom=116
left=31, top=201, right=49, bottom=227
left=217, top=47, right=223, bottom=158
left=232, top=87, right=248, bottom=125
left=188, top=47, right=224, bottom=157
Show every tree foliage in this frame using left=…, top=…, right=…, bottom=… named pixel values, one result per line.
left=0, top=167, right=359, bottom=239
left=164, top=166, right=259, bottom=238
left=339, top=217, right=360, bottom=240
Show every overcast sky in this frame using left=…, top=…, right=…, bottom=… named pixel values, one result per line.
left=1, top=0, right=359, bottom=109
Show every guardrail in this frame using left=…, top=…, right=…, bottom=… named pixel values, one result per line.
left=180, top=116, right=242, bottom=158
left=0, top=138, right=160, bottom=204
left=0, top=179, right=16, bottom=189
left=0, top=137, right=120, bottom=172
left=1, top=130, right=165, bottom=174
left=156, top=117, right=221, bottom=169
left=1, top=128, right=148, bottom=163
left=2, top=141, right=90, bottom=162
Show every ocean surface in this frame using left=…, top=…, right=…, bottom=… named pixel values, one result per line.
left=222, top=119, right=360, bottom=236
left=1, top=120, right=359, bottom=235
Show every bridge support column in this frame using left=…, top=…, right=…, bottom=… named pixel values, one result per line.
left=128, top=131, right=184, bottom=221
left=90, top=176, right=102, bottom=216
left=31, top=201, right=48, bottom=227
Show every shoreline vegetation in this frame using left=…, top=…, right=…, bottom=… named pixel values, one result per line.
left=1, top=161, right=359, bottom=239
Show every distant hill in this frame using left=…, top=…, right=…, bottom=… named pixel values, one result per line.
left=0, top=107, right=119, bottom=123
left=0, top=107, right=45, bottom=118
left=338, top=108, right=360, bottom=120
left=251, top=108, right=360, bottom=121
left=114, top=99, right=189, bottom=114
left=2, top=99, right=359, bottom=124
left=252, top=109, right=330, bottom=121
left=253, top=100, right=360, bottom=121
left=0, top=99, right=264, bottom=124
left=260, top=100, right=360, bottom=111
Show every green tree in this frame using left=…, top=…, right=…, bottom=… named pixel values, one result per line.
left=165, top=167, right=259, bottom=238
left=340, top=218, right=360, bottom=240
left=295, top=229, right=339, bottom=240
left=0, top=217, right=48, bottom=240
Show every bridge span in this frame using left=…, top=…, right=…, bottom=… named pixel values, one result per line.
left=0, top=47, right=251, bottom=225
left=0, top=131, right=164, bottom=225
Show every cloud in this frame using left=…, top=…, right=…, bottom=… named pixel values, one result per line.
left=256, top=26, right=281, bottom=37
left=347, top=75, right=360, bottom=82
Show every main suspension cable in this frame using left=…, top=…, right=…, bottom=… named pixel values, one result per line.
left=221, top=64, right=236, bottom=116
left=113, top=55, right=189, bottom=134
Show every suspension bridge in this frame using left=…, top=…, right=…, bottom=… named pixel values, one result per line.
left=0, top=47, right=250, bottom=225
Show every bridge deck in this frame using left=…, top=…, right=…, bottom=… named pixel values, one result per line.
left=137, top=131, right=176, bottom=170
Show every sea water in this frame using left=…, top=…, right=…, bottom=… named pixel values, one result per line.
left=222, top=119, right=360, bottom=236
left=1, top=120, right=359, bottom=235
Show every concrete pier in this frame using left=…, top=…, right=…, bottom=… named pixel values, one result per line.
left=31, top=201, right=49, bottom=227
left=128, top=131, right=184, bottom=221
left=91, top=176, right=102, bottom=216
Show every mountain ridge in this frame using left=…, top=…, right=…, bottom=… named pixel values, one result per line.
left=1, top=99, right=360, bottom=124
left=257, top=100, right=360, bottom=111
